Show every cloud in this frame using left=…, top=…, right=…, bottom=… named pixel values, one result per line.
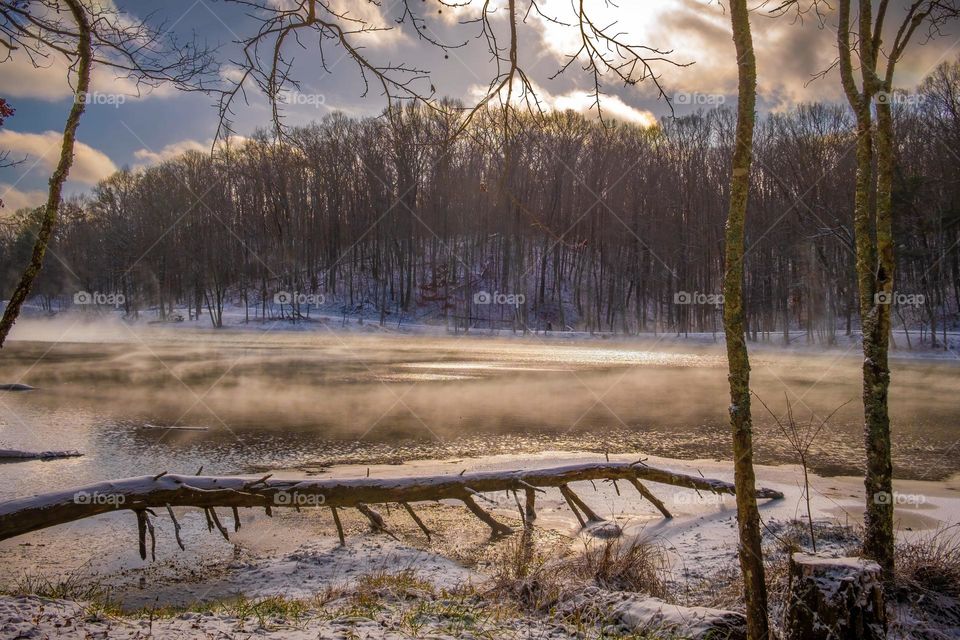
left=0, top=184, right=47, bottom=214
left=0, top=49, right=176, bottom=102
left=132, top=136, right=250, bottom=169
left=0, top=130, right=118, bottom=185
left=552, top=91, right=658, bottom=128
left=467, top=81, right=658, bottom=128
left=526, top=0, right=952, bottom=108
left=133, top=139, right=211, bottom=167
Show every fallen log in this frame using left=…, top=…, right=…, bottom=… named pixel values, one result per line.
left=0, top=461, right=784, bottom=548
left=0, top=383, right=34, bottom=391
left=0, top=449, right=83, bottom=460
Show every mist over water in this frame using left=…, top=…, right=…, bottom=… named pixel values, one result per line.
left=1, top=318, right=958, bottom=500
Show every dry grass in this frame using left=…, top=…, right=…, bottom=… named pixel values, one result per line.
left=7, top=570, right=109, bottom=603
left=569, top=537, right=670, bottom=598
left=896, top=525, right=960, bottom=598
left=487, top=530, right=670, bottom=612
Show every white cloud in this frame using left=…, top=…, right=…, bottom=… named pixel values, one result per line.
left=467, top=81, right=658, bottom=128
left=552, top=92, right=658, bottom=128
left=0, top=130, right=118, bottom=185
left=132, top=136, right=250, bottom=169
left=0, top=184, right=47, bottom=214
left=0, top=51, right=176, bottom=102
left=133, top=139, right=210, bottom=167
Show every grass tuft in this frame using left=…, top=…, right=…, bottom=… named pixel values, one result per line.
left=487, top=530, right=669, bottom=613
left=896, top=525, right=960, bottom=598
left=571, top=536, right=670, bottom=598
left=8, top=571, right=110, bottom=603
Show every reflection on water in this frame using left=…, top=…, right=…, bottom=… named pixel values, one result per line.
left=1, top=329, right=958, bottom=500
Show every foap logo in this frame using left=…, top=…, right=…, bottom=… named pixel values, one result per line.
left=873, top=491, right=926, bottom=506
left=77, top=92, right=126, bottom=107
left=874, top=291, right=924, bottom=308
left=473, top=291, right=526, bottom=307
left=73, top=491, right=126, bottom=506
left=875, top=92, right=924, bottom=107
left=274, top=491, right=326, bottom=507
left=674, top=92, right=726, bottom=107
left=277, top=90, right=326, bottom=108
left=74, top=291, right=125, bottom=307
left=274, top=291, right=325, bottom=305
left=674, top=291, right=724, bottom=306
left=673, top=492, right=726, bottom=506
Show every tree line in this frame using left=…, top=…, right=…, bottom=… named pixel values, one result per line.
left=1, top=65, right=957, bottom=344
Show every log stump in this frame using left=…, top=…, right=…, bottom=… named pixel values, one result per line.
left=784, top=553, right=886, bottom=640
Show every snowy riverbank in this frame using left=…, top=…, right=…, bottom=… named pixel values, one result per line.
left=1, top=452, right=958, bottom=638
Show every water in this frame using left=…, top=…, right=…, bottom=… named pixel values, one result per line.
left=1, top=328, right=958, bottom=501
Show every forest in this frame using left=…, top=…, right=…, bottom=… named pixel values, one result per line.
left=2, top=60, right=958, bottom=344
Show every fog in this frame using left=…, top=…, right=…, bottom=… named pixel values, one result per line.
left=1, top=316, right=958, bottom=484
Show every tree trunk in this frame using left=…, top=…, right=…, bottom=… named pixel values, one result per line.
left=0, top=0, right=91, bottom=348
left=723, top=2, right=769, bottom=638
left=862, top=91, right=895, bottom=582
left=836, top=0, right=896, bottom=581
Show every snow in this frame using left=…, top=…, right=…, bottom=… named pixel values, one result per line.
left=229, top=538, right=476, bottom=598
left=0, top=452, right=957, bottom=637
left=613, top=596, right=746, bottom=637
left=0, top=594, right=577, bottom=639
left=791, top=553, right=880, bottom=570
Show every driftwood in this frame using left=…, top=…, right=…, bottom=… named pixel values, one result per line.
left=0, top=449, right=83, bottom=460
left=0, top=461, right=783, bottom=558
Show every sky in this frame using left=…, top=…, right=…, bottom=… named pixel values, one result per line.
left=1, top=0, right=959, bottom=214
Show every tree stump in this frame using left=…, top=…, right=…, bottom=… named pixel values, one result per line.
left=784, top=553, right=886, bottom=640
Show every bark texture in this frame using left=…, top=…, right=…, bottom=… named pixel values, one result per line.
left=0, top=0, right=91, bottom=348
left=723, top=1, right=769, bottom=638
left=836, top=0, right=895, bottom=580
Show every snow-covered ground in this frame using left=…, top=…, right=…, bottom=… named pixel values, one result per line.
left=0, top=452, right=957, bottom=638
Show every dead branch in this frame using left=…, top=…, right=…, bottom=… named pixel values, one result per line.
left=356, top=503, right=399, bottom=540
left=330, top=506, right=345, bottom=546
left=401, top=502, right=432, bottom=540
left=166, top=505, right=185, bottom=551
left=627, top=478, right=673, bottom=519
left=560, top=483, right=604, bottom=522
left=461, top=494, right=512, bottom=536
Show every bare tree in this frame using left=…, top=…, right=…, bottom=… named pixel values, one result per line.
left=0, top=0, right=216, bottom=347
left=832, top=0, right=960, bottom=582
left=5, top=92, right=958, bottom=339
